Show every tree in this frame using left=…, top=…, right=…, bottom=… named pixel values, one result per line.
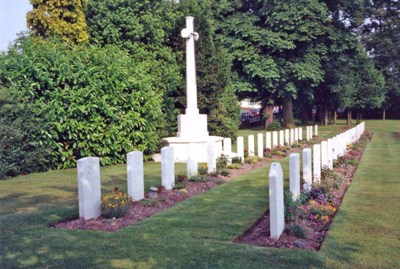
left=27, top=0, right=89, bottom=43
left=86, top=0, right=182, bottom=136
left=362, top=0, right=400, bottom=119
left=0, top=37, right=164, bottom=168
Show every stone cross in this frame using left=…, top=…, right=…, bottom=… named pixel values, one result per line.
left=127, top=151, right=144, bottom=201
left=181, top=16, right=200, bottom=115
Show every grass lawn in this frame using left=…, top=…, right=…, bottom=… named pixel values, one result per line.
left=1, top=120, right=399, bottom=268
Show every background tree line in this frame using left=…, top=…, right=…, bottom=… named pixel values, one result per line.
left=0, top=0, right=398, bottom=178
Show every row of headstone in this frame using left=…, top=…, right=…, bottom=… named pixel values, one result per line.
left=221, top=125, right=319, bottom=162
left=269, top=122, right=365, bottom=239
left=77, top=147, right=177, bottom=220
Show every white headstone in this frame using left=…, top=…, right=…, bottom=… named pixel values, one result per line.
left=127, top=151, right=144, bottom=201
left=321, top=141, right=328, bottom=169
left=266, top=132, right=272, bottom=150
left=299, top=127, right=303, bottom=141
left=207, top=140, right=217, bottom=173
left=285, top=129, right=290, bottom=145
left=187, top=144, right=198, bottom=177
left=257, top=133, right=264, bottom=158
left=77, top=157, right=101, bottom=220
left=315, top=125, right=318, bottom=136
left=313, top=144, right=321, bottom=183
left=269, top=162, right=284, bottom=240
left=272, top=131, right=278, bottom=148
left=327, top=139, right=333, bottom=169
left=290, top=128, right=295, bottom=145
left=223, top=138, right=232, bottom=158
left=248, top=135, right=255, bottom=156
left=289, top=153, right=300, bottom=201
left=236, top=136, right=244, bottom=163
left=294, top=128, right=299, bottom=142
left=161, top=146, right=175, bottom=189
left=302, top=148, right=312, bottom=192
left=279, top=130, right=284, bottom=146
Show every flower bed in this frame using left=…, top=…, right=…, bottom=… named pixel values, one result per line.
left=234, top=132, right=373, bottom=250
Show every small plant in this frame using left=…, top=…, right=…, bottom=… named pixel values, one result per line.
left=227, top=163, right=241, bottom=169
left=284, top=190, right=297, bottom=222
left=245, top=156, right=258, bottom=164
left=231, top=156, right=242, bottom=164
left=198, top=164, right=208, bottom=176
left=101, top=188, right=130, bottom=218
left=140, top=198, right=158, bottom=207
left=285, top=224, right=307, bottom=239
left=266, top=119, right=281, bottom=131
left=173, top=175, right=187, bottom=189
left=243, top=149, right=249, bottom=159
left=189, top=175, right=208, bottom=182
left=216, top=154, right=229, bottom=174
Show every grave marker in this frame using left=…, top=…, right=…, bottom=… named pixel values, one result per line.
left=269, top=162, right=284, bottom=240
left=236, top=136, right=244, bottom=163
left=248, top=135, right=255, bottom=156
left=302, top=148, right=312, bottom=191
left=313, top=144, right=321, bottom=183
left=127, top=151, right=144, bottom=201
left=289, top=153, right=300, bottom=200
left=161, top=146, right=175, bottom=189
left=77, top=157, right=101, bottom=220
left=257, top=133, right=264, bottom=158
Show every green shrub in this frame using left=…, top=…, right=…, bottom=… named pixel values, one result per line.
left=284, top=190, right=297, bottom=222
left=227, top=163, right=241, bottom=169
left=139, top=198, right=158, bottom=207
left=197, top=164, right=208, bottom=176
left=0, top=100, right=53, bottom=179
left=101, top=189, right=130, bottom=218
left=266, top=119, right=281, bottom=131
left=285, top=224, right=307, bottom=239
left=189, top=175, right=208, bottom=183
left=0, top=37, right=164, bottom=168
left=231, top=156, right=242, bottom=164
left=216, top=154, right=229, bottom=174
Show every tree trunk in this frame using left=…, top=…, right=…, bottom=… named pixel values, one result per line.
left=263, top=105, right=274, bottom=130
left=301, top=106, right=309, bottom=125
left=283, top=95, right=295, bottom=128
left=346, top=110, right=352, bottom=125
left=322, top=105, right=329, bottom=126
left=383, top=108, right=386, bottom=120
left=333, top=110, right=337, bottom=125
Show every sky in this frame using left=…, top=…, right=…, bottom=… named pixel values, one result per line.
left=0, top=0, right=32, bottom=51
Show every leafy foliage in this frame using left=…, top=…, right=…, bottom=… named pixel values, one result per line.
left=0, top=37, right=163, bottom=168
left=27, top=0, right=89, bottom=43
left=0, top=96, right=52, bottom=179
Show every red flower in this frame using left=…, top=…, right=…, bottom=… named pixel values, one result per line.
left=114, top=187, right=119, bottom=191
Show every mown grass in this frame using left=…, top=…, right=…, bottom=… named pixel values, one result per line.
left=1, top=120, right=399, bottom=268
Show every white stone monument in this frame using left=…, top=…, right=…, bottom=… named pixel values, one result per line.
left=327, top=139, right=333, bottom=169
left=162, top=16, right=223, bottom=162
left=321, top=141, right=328, bottom=169
left=236, top=136, right=244, bottom=163
left=279, top=130, right=284, bottom=146
left=313, top=144, right=321, bottom=183
left=257, top=133, right=264, bottom=158
left=290, top=128, right=295, bottom=145
left=77, top=157, right=101, bottom=220
left=302, top=148, right=312, bottom=191
left=285, top=129, right=290, bottom=145
left=269, top=162, right=284, bottom=240
left=223, top=138, right=232, bottom=158
left=289, top=153, right=300, bottom=200
left=315, top=125, right=318, bottom=136
left=127, top=151, right=144, bottom=201
left=187, top=144, right=198, bottom=177
left=161, top=146, right=175, bottom=190
left=294, top=128, right=299, bottom=142
left=207, top=140, right=217, bottom=173
left=299, top=127, right=303, bottom=141
left=272, top=131, right=278, bottom=148
left=248, top=135, right=255, bottom=157
left=266, top=132, right=272, bottom=150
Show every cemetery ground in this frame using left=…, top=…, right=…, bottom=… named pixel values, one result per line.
left=1, top=120, right=399, bottom=268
